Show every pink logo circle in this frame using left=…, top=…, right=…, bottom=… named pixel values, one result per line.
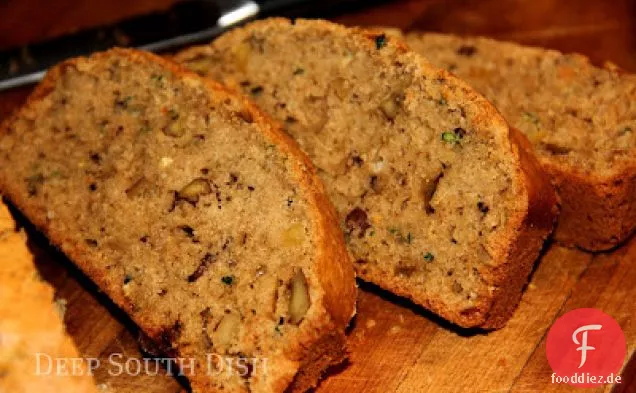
left=546, top=308, right=626, bottom=387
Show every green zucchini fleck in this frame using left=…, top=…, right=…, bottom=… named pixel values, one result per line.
left=441, top=128, right=465, bottom=144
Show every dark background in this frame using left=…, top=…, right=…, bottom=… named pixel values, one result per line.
left=0, top=0, right=634, bottom=70
left=2, top=0, right=634, bottom=146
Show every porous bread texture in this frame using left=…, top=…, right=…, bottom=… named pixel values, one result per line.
left=403, top=32, right=636, bottom=251
left=0, top=49, right=356, bottom=393
left=0, top=200, right=97, bottom=393
left=175, top=18, right=558, bottom=329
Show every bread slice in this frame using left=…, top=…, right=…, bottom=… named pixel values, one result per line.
left=175, top=18, right=558, bottom=329
left=401, top=32, right=636, bottom=251
left=0, top=48, right=356, bottom=393
left=0, top=200, right=97, bottom=393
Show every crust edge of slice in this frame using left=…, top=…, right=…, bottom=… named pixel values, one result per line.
left=175, top=18, right=559, bottom=329
left=0, top=48, right=357, bottom=391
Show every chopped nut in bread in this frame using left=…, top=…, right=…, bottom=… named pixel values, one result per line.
left=404, top=32, right=636, bottom=251
left=176, top=18, right=558, bottom=329
left=0, top=48, right=356, bottom=393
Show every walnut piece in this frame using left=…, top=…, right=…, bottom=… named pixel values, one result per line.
left=288, top=270, right=310, bottom=325
left=214, top=313, right=240, bottom=347
left=178, top=178, right=212, bottom=203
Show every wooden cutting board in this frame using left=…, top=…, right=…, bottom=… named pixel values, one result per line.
left=12, top=212, right=635, bottom=393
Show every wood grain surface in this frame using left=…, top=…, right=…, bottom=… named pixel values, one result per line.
left=18, top=222, right=636, bottom=393
left=1, top=1, right=635, bottom=392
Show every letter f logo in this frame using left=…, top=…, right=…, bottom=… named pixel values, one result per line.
left=546, top=309, right=626, bottom=387
left=572, top=324, right=602, bottom=368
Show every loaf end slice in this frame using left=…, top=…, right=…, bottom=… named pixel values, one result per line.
left=0, top=48, right=356, bottom=393
left=404, top=32, right=636, bottom=251
left=0, top=200, right=98, bottom=393
left=176, top=18, right=558, bottom=328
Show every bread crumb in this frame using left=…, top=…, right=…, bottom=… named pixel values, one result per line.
left=160, top=157, right=173, bottom=168
left=371, top=214, right=383, bottom=226
left=122, top=282, right=132, bottom=297
left=353, top=330, right=366, bottom=341
left=371, top=160, right=385, bottom=173
left=398, top=314, right=405, bottom=324
left=527, top=282, right=537, bottom=290
left=389, top=325, right=402, bottom=335
left=365, top=319, right=376, bottom=329
left=97, top=383, right=110, bottom=392
left=0, top=230, right=10, bottom=242
left=54, top=298, right=68, bottom=319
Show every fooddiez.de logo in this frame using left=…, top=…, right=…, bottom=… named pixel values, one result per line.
left=546, top=308, right=626, bottom=387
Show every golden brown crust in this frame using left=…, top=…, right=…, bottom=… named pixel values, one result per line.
left=175, top=18, right=557, bottom=329
left=0, top=48, right=355, bottom=393
left=477, top=128, right=559, bottom=328
left=401, top=31, right=635, bottom=252
left=286, top=330, right=347, bottom=393
left=546, top=162, right=635, bottom=251
left=0, top=200, right=97, bottom=393
left=362, top=129, right=558, bottom=329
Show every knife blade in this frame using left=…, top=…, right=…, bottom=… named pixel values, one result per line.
left=0, top=0, right=377, bottom=91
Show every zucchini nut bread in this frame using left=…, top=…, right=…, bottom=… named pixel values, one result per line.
left=176, top=19, right=558, bottom=329
left=0, top=49, right=356, bottom=393
left=0, top=200, right=97, bottom=393
left=404, top=33, right=636, bottom=251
